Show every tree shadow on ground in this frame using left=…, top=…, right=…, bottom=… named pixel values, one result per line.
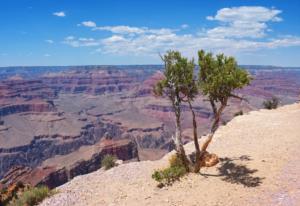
left=200, top=155, right=264, bottom=187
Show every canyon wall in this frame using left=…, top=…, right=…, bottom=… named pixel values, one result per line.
left=0, top=139, right=138, bottom=189
left=0, top=66, right=299, bottom=187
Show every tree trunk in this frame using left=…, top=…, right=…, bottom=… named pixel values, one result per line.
left=187, top=100, right=201, bottom=173
left=209, top=98, right=217, bottom=117
left=202, top=103, right=226, bottom=152
left=198, top=102, right=227, bottom=170
left=173, top=95, right=190, bottom=171
left=174, top=95, right=182, bottom=151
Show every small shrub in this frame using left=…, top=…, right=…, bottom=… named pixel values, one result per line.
left=168, top=153, right=185, bottom=168
left=8, top=186, right=54, bottom=206
left=152, top=166, right=186, bottom=187
left=0, top=182, right=29, bottom=205
left=101, top=154, right=117, bottom=170
left=152, top=154, right=187, bottom=187
left=263, top=97, right=279, bottom=110
left=234, top=110, right=243, bottom=117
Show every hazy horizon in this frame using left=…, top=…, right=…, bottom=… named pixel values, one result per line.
left=1, top=64, right=300, bottom=69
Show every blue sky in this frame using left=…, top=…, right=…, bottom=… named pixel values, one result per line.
left=0, top=0, right=300, bottom=66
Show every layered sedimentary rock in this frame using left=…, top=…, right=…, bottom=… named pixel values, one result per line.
left=0, top=113, right=133, bottom=178
left=42, top=70, right=140, bottom=95
left=0, top=139, right=137, bottom=189
left=0, top=65, right=299, bottom=187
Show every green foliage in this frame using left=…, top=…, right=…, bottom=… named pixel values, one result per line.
left=153, top=50, right=197, bottom=170
left=234, top=110, right=244, bottom=117
left=8, top=186, right=54, bottom=206
left=152, top=166, right=186, bottom=187
left=101, top=154, right=117, bottom=170
left=152, top=154, right=187, bottom=187
left=263, top=96, right=279, bottom=109
left=153, top=50, right=197, bottom=100
left=198, top=50, right=251, bottom=104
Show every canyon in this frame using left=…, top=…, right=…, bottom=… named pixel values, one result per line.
left=0, top=65, right=300, bottom=189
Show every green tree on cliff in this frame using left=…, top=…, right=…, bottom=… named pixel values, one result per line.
left=153, top=50, right=196, bottom=171
left=153, top=50, right=251, bottom=175
left=197, top=50, right=251, bottom=160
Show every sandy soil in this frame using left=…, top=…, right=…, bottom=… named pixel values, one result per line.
left=40, top=103, right=300, bottom=206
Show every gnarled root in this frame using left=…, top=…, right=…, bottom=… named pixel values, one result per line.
left=200, top=151, right=219, bottom=167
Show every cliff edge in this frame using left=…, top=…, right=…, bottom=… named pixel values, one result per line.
left=40, top=103, right=300, bottom=206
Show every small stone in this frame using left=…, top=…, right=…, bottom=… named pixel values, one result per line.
left=116, top=159, right=123, bottom=165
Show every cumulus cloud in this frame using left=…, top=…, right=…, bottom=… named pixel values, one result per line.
left=64, top=6, right=300, bottom=57
left=207, top=6, right=282, bottom=22
left=206, top=6, right=282, bottom=38
left=81, top=21, right=97, bottom=27
left=53, top=11, right=66, bottom=17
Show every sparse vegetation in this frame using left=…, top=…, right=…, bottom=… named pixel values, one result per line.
left=8, top=185, right=54, bottom=206
left=263, top=96, right=279, bottom=109
left=152, top=154, right=187, bottom=187
left=153, top=49, right=252, bottom=176
left=101, top=154, right=117, bottom=170
left=0, top=182, right=29, bottom=205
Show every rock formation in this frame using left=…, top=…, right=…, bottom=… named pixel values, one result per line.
left=0, top=65, right=300, bottom=188
left=0, top=139, right=137, bottom=189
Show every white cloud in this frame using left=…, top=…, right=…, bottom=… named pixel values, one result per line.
left=44, top=54, right=51, bottom=57
left=53, top=11, right=66, bottom=17
left=64, top=6, right=300, bottom=58
left=206, top=16, right=214, bottom=21
left=45, top=39, right=54, bottom=44
left=206, top=6, right=282, bottom=38
left=81, top=21, right=97, bottom=27
left=207, top=6, right=282, bottom=22
left=102, top=35, right=126, bottom=43
left=94, top=25, right=146, bottom=34
left=206, top=22, right=268, bottom=38
left=93, top=25, right=174, bottom=36
left=63, top=36, right=101, bottom=47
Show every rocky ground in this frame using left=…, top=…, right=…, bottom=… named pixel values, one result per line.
left=40, top=103, right=300, bottom=206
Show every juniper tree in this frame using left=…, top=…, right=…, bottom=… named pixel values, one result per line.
left=179, top=65, right=201, bottom=172
left=154, top=50, right=251, bottom=173
left=198, top=50, right=251, bottom=155
left=153, top=50, right=196, bottom=171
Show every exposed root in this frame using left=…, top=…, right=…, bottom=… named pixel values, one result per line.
left=200, top=151, right=219, bottom=167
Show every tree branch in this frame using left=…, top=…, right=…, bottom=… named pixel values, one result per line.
left=209, top=98, right=217, bottom=117
left=230, top=93, right=249, bottom=103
